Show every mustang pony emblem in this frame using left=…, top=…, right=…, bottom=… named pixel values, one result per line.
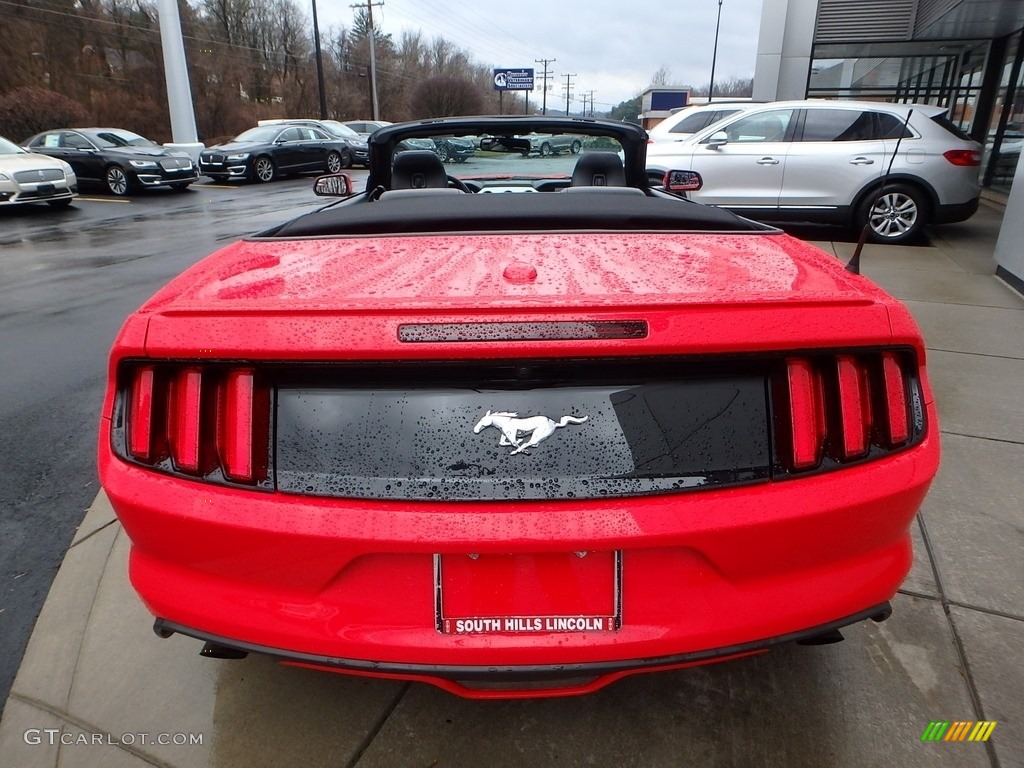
left=473, top=410, right=589, bottom=455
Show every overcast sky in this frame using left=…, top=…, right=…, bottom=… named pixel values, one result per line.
left=317, top=0, right=766, bottom=111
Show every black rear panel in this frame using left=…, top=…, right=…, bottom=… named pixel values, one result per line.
left=274, top=360, right=771, bottom=501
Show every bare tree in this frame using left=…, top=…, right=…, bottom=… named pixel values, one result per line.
left=409, top=76, right=483, bottom=118
left=649, top=66, right=674, bottom=87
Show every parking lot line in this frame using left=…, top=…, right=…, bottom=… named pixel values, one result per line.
left=76, top=197, right=131, bottom=203
left=201, top=184, right=238, bottom=189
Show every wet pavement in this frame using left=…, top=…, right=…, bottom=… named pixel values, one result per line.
left=0, top=186, right=1021, bottom=767
left=0, top=175, right=355, bottom=717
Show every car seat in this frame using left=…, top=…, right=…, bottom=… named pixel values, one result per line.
left=570, top=151, right=627, bottom=187
left=761, top=115, right=786, bottom=142
left=390, top=150, right=449, bottom=189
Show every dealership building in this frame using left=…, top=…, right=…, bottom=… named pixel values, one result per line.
left=753, top=0, right=1024, bottom=288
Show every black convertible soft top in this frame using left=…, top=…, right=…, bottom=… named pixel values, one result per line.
left=267, top=193, right=774, bottom=239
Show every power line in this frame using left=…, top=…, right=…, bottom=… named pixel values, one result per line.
left=381, top=0, right=535, bottom=67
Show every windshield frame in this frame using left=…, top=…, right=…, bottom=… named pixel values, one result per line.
left=368, top=116, right=649, bottom=191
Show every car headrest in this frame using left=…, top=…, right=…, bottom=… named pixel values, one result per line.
left=391, top=150, right=448, bottom=190
left=570, top=151, right=626, bottom=187
left=762, top=115, right=786, bottom=142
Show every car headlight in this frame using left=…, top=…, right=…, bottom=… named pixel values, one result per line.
left=226, top=153, right=249, bottom=161
left=59, top=161, right=74, bottom=176
left=130, top=160, right=159, bottom=169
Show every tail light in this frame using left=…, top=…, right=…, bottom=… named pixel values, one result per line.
left=943, top=149, right=981, bottom=166
left=219, top=369, right=270, bottom=482
left=167, top=368, right=207, bottom=473
left=776, top=351, right=922, bottom=473
left=835, top=355, right=870, bottom=459
left=128, top=365, right=159, bottom=461
left=121, top=364, right=270, bottom=485
left=880, top=352, right=910, bottom=446
left=784, top=359, right=825, bottom=469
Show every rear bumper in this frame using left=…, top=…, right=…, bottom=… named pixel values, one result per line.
left=934, top=197, right=980, bottom=225
left=155, top=601, right=892, bottom=698
left=100, top=398, right=938, bottom=695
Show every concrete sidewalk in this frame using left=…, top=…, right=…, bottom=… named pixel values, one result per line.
left=1, top=206, right=1021, bottom=768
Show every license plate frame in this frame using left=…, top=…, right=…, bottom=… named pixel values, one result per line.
left=434, top=551, right=622, bottom=635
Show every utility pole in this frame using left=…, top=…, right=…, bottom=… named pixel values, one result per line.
left=352, top=0, right=383, bottom=119
left=584, top=90, right=596, bottom=117
left=535, top=58, right=555, bottom=115
left=311, top=0, right=327, bottom=118
left=708, top=0, right=724, bottom=103
left=562, top=73, right=576, bottom=116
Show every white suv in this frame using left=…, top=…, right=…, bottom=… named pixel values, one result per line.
left=647, top=100, right=982, bottom=244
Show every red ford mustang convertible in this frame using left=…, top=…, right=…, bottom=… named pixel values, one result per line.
left=99, top=116, right=939, bottom=698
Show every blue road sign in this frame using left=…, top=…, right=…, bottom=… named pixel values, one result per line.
left=493, top=68, right=535, bottom=91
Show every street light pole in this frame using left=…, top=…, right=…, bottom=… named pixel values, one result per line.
left=311, top=0, right=327, bottom=118
left=708, top=0, right=723, bottom=103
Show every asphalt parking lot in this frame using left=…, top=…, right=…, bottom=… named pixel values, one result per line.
left=0, top=179, right=1021, bottom=767
left=0, top=175, right=341, bottom=714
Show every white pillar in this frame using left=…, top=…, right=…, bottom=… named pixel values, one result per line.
left=753, top=0, right=819, bottom=102
left=995, top=151, right=1024, bottom=291
left=157, top=0, right=203, bottom=157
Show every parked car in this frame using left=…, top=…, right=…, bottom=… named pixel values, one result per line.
left=0, top=134, right=77, bottom=208
left=99, top=115, right=938, bottom=699
left=647, top=101, right=760, bottom=144
left=23, top=128, right=197, bottom=196
left=395, top=136, right=474, bottom=163
left=199, top=124, right=352, bottom=182
left=521, top=132, right=583, bottom=156
left=432, top=136, right=476, bottom=163
left=646, top=100, right=982, bottom=243
left=341, top=120, right=393, bottom=139
left=258, top=119, right=368, bottom=167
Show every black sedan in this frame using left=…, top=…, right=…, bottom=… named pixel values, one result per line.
left=199, top=125, right=351, bottom=183
left=23, top=128, right=198, bottom=196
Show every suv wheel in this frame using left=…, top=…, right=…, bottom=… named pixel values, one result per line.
left=860, top=184, right=928, bottom=244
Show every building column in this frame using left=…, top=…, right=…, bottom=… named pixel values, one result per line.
left=753, top=0, right=819, bottom=102
left=995, top=151, right=1024, bottom=293
left=157, top=0, right=203, bottom=159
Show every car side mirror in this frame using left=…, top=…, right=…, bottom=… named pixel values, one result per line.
left=705, top=131, right=729, bottom=148
left=313, top=173, right=354, bottom=197
left=663, top=170, right=703, bottom=192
